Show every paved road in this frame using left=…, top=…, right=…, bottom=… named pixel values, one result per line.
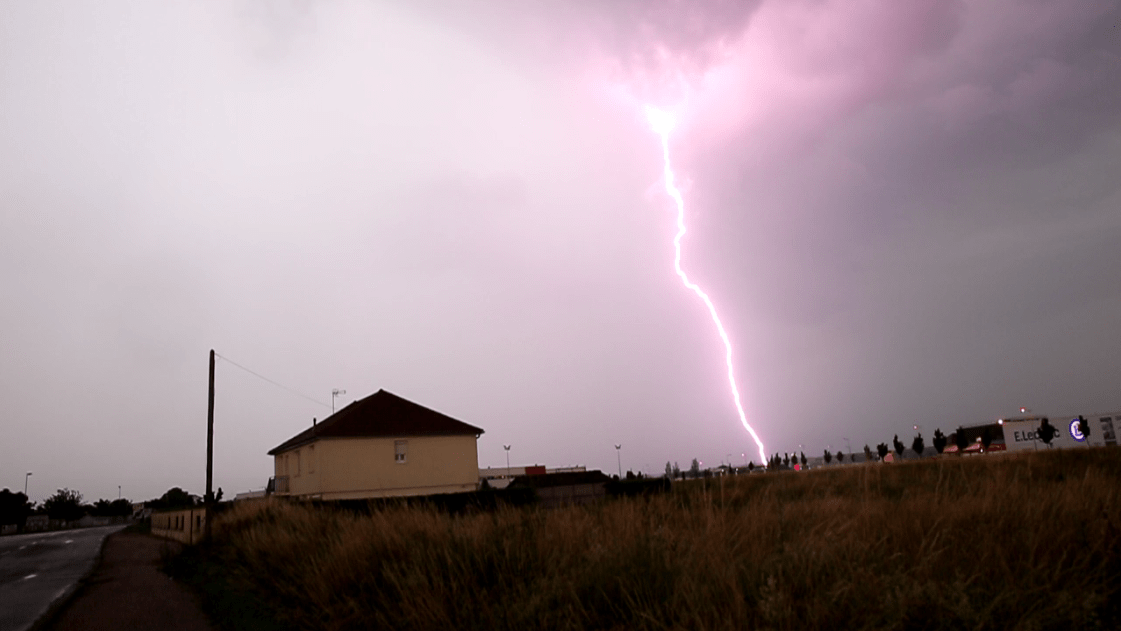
left=0, top=526, right=126, bottom=631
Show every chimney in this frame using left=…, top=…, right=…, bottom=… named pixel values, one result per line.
left=312, top=417, right=317, bottom=426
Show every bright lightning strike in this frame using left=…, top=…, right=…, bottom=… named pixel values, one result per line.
left=645, top=106, right=768, bottom=466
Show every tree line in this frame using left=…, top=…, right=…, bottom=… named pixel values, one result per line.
left=1, top=485, right=214, bottom=530
left=660, top=416, right=1090, bottom=477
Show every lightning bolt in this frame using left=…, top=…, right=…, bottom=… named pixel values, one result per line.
left=646, top=106, right=768, bottom=466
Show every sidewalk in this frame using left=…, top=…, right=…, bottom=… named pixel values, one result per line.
left=42, top=530, right=214, bottom=631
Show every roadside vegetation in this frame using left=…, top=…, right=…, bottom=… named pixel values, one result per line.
left=168, top=449, right=1120, bottom=630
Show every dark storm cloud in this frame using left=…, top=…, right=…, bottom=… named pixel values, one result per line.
left=2, top=1, right=1119, bottom=500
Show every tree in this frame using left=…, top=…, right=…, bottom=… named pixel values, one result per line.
left=836, top=451, right=844, bottom=463
left=980, top=427, right=993, bottom=451
left=954, top=426, right=969, bottom=451
left=152, top=487, right=196, bottom=510
left=665, top=462, right=673, bottom=478
left=912, top=433, right=925, bottom=458
left=932, top=429, right=947, bottom=454
left=747, top=461, right=755, bottom=472
left=690, top=459, right=701, bottom=478
left=672, top=462, right=682, bottom=479
left=0, top=489, right=33, bottom=526
left=783, top=453, right=791, bottom=467
left=893, top=434, right=905, bottom=459
left=1038, top=418, right=1056, bottom=447
left=877, top=443, right=890, bottom=461
left=864, top=445, right=874, bottom=462
left=823, top=449, right=832, bottom=464
left=800, top=452, right=808, bottom=467
left=43, top=488, right=85, bottom=522
left=88, top=498, right=133, bottom=517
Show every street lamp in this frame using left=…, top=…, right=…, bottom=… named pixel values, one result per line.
left=118, top=485, right=122, bottom=500
left=503, top=445, right=511, bottom=476
left=615, top=444, right=622, bottom=478
left=24, top=472, right=31, bottom=496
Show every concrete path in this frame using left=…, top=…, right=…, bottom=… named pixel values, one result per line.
left=0, top=525, right=125, bottom=631
left=42, top=531, right=214, bottom=631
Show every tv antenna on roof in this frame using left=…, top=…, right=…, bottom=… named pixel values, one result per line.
left=332, top=389, right=346, bottom=414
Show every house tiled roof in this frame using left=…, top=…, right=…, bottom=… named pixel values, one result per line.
left=267, top=390, right=484, bottom=455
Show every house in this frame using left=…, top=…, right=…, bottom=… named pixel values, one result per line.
left=268, top=389, right=484, bottom=500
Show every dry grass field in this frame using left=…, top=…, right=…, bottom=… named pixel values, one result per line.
left=167, top=448, right=1121, bottom=631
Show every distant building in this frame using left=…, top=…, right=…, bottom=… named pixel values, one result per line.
left=24, top=515, right=48, bottom=532
left=1000, top=412, right=1117, bottom=453
left=233, top=490, right=266, bottom=502
left=479, top=465, right=586, bottom=489
left=506, top=470, right=612, bottom=508
left=268, top=390, right=484, bottom=500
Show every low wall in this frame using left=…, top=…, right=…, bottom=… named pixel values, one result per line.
left=151, top=508, right=208, bottom=544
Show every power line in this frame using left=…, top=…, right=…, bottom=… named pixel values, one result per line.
left=213, top=352, right=330, bottom=409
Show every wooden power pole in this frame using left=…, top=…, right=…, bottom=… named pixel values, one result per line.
left=205, top=349, right=215, bottom=538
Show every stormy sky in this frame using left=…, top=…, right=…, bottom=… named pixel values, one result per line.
left=2, top=1, right=1119, bottom=503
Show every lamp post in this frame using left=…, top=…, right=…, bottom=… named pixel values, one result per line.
left=503, top=445, right=511, bottom=477
left=24, top=472, right=31, bottom=496
left=615, top=444, right=622, bottom=478
left=118, top=486, right=121, bottom=500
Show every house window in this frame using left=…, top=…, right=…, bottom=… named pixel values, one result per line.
left=395, top=440, right=407, bottom=463
left=308, top=445, right=315, bottom=473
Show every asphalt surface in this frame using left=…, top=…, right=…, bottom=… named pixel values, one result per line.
left=0, top=525, right=125, bottom=631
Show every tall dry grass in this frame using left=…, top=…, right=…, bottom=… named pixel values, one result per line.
left=178, top=449, right=1121, bottom=630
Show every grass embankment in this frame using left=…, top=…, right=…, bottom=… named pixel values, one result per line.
left=168, top=449, right=1121, bottom=630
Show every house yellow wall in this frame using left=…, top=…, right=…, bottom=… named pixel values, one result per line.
left=151, top=507, right=207, bottom=544
left=273, top=434, right=479, bottom=500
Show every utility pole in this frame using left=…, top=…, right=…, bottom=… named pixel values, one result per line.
left=615, top=444, right=622, bottom=478
left=205, top=349, right=215, bottom=539
left=24, top=472, right=31, bottom=496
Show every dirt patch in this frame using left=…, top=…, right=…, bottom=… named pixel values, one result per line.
left=43, top=531, right=214, bottom=631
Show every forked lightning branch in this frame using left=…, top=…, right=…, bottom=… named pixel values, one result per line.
left=646, top=106, right=768, bottom=466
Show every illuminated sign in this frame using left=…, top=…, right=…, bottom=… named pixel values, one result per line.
left=1069, top=418, right=1086, bottom=442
